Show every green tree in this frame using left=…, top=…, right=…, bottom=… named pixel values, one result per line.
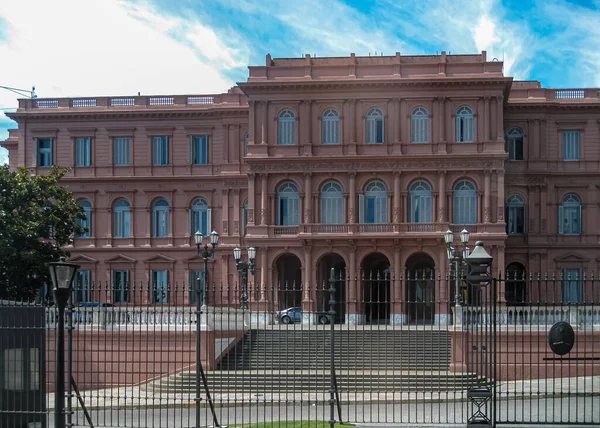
left=0, top=166, right=86, bottom=300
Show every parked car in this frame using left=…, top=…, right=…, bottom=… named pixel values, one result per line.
left=277, top=307, right=331, bottom=324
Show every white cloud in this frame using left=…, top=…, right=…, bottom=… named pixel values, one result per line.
left=0, top=0, right=247, bottom=164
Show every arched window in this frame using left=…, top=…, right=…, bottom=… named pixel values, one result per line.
left=453, top=180, right=477, bottom=224
left=321, top=108, right=340, bottom=144
left=244, top=133, right=249, bottom=156
left=113, top=199, right=131, bottom=238
left=152, top=198, right=170, bottom=238
left=190, top=197, right=210, bottom=236
left=320, top=181, right=344, bottom=224
left=559, top=194, right=581, bottom=235
left=278, top=109, right=296, bottom=145
left=277, top=182, right=300, bottom=226
left=506, top=127, right=524, bottom=160
left=77, top=199, right=92, bottom=238
left=361, top=181, right=388, bottom=223
left=408, top=180, right=433, bottom=223
left=506, top=195, right=525, bottom=234
left=506, top=263, right=526, bottom=305
left=411, top=107, right=429, bottom=143
left=366, top=108, right=384, bottom=144
left=456, top=106, right=474, bottom=142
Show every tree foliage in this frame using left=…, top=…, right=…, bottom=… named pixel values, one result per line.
left=0, top=166, right=86, bottom=300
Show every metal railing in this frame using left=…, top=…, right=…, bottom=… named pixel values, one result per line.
left=1, top=272, right=599, bottom=427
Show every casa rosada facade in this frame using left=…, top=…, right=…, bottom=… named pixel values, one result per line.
left=3, top=51, right=600, bottom=322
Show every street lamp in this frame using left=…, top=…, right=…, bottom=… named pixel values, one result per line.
left=444, top=228, right=470, bottom=307
left=47, top=257, right=80, bottom=428
left=234, top=247, right=256, bottom=310
left=194, top=230, right=219, bottom=307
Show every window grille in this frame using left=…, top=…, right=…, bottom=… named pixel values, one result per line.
left=151, top=270, right=169, bottom=304
left=112, top=270, right=130, bottom=303
left=110, top=98, right=134, bottom=106
left=187, top=96, right=214, bottom=105
left=562, top=268, right=582, bottom=303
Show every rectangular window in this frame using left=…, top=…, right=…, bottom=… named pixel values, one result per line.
left=188, top=270, right=205, bottom=304
left=3, top=348, right=24, bottom=391
left=562, top=131, right=580, bottom=160
left=112, top=270, right=130, bottom=303
left=191, top=136, right=209, bottom=165
left=75, top=137, right=91, bottom=167
left=152, top=136, right=169, bottom=166
left=73, top=270, right=92, bottom=304
left=36, top=138, right=53, bottom=166
left=562, top=268, right=582, bottom=303
left=114, top=137, right=130, bottom=166
left=507, top=206, right=525, bottom=234
left=151, top=270, right=168, bottom=304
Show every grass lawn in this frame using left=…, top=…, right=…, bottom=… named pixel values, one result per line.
left=229, top=422, right=353, bottom=428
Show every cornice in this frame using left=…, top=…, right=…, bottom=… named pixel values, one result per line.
left=6, top=107, right=249, bottom=122
left=238, top=77, right=512, bottom=94
left=248, top=158, right=505, bottom=172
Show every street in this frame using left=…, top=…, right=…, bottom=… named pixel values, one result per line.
left=46, top=397, right=599, bottom=427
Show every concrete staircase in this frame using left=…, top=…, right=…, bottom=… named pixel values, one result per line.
left=147, top=328, right=487, bottom=394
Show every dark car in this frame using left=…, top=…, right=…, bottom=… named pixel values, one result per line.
left=277, top=307, right=330, bottom=324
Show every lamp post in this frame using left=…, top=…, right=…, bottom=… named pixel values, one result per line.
left=193, top=230, right=221, bottom=428
left=444, top=228, right=470, bottom=307
left=233, top=247, right=256, bottom=310
left=194, top=230, right=219, bottom=307
left=47, top=257, right=80, bottom=428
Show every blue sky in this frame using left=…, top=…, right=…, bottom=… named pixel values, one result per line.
left=1, top=0, right=599, bottom=164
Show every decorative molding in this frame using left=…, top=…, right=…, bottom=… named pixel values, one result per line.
left=250, top=159, right=504, bottom=172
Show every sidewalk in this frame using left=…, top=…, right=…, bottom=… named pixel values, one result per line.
left=46, top=375, right=600, bottom=411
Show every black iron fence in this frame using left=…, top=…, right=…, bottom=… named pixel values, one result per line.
left=1, top=272, right=599, bottom=427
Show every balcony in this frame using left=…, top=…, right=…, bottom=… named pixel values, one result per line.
left=259, top=223, right=506, bottom=238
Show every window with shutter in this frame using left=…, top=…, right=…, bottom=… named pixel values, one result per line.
left=559, top=194, right=581, bottom=235
left=562, top=131, right=580, bottom=160
left=364, top=181, right=388, bottom=223
left=409, top=180, right=433, bottom=223
left=277, top=182, right=300, bottom=225
left=411, top=107, right=429, bottom=143
left=366, top=108, right=384, bottom=144
left=114, top=137, right=130, bottom=166
left=320, top=182, right=344, bottom=224
left=278, top=109, right=296, bottom=145
left=113, top=199, right=131, bottom=238
left=453, top=180, right=477, bottom=224
left=322, top=109, right=340, bottom=144
left=75, top=137, right=91, bottom=167
left=456, top=106, right=474, bottom=142
left=152, top=198, right=170, bottom=237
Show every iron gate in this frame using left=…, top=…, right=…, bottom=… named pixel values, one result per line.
left=0, top=270, right=599, bottom=427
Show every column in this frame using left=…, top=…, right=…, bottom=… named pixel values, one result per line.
left=527, top=186, right=537, bottom=234
left=222, top=188, right=229, bottom=236
left=438, top=172, right=446, bottom=222
left=304, top=172, right=312, bottom=224
left=222, top=124, right=229, bottom=162
left=347, top=245, right=361, bottom=324
left=248, top=100, right=255, bottom=144
left=232, top=188, right=240, bottom=236
left=248, top=173, right=255, bottom=226
left=497, top=170, right=505, bottom=222
left=260, top=174, right=268, bottom=226
left=258, top=247, right=269, bottom=299
left=393, top=172, right=401, bottom=223
left=261, top=101, right=268, bottom=145
left=349, top=99, right=356, bottom=143
left=348, top=172, right=356, bottom=223
left=438, top=97, right=446, bottom=142
left=495, top=96, right=504, bottom=141
left=394, top=98, right=401, bottom=143
left=304, top=100, right=312, bottom=156
left=484, top=96, right=490, bottom=141
left=391, top=244, right=405, bottom=325
left=303, top=244, right=312, bottom=303
left=484, top=171, right=491, bottom=223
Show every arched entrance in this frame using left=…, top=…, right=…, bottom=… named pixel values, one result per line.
left=316, top=253, right=346, bottom=323
left=275, top=254, right=302, bottom=311
left=361, top=253, right=390, bottom=324
left=405, top=253, right=436, bottom=324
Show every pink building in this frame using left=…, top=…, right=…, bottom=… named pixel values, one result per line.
left=2, top=51, right=599, bottom=324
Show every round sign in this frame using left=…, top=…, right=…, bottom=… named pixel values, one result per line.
left=548, top=321, right=575, bottom=356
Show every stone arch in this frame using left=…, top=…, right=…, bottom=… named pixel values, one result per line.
left=405, top=252, right=436, bottom=324
left=360, top=252, right=391, bottom=324
left=273, top=252, right=303, bottom=311
left=316, top=252, right=347, bottom=323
